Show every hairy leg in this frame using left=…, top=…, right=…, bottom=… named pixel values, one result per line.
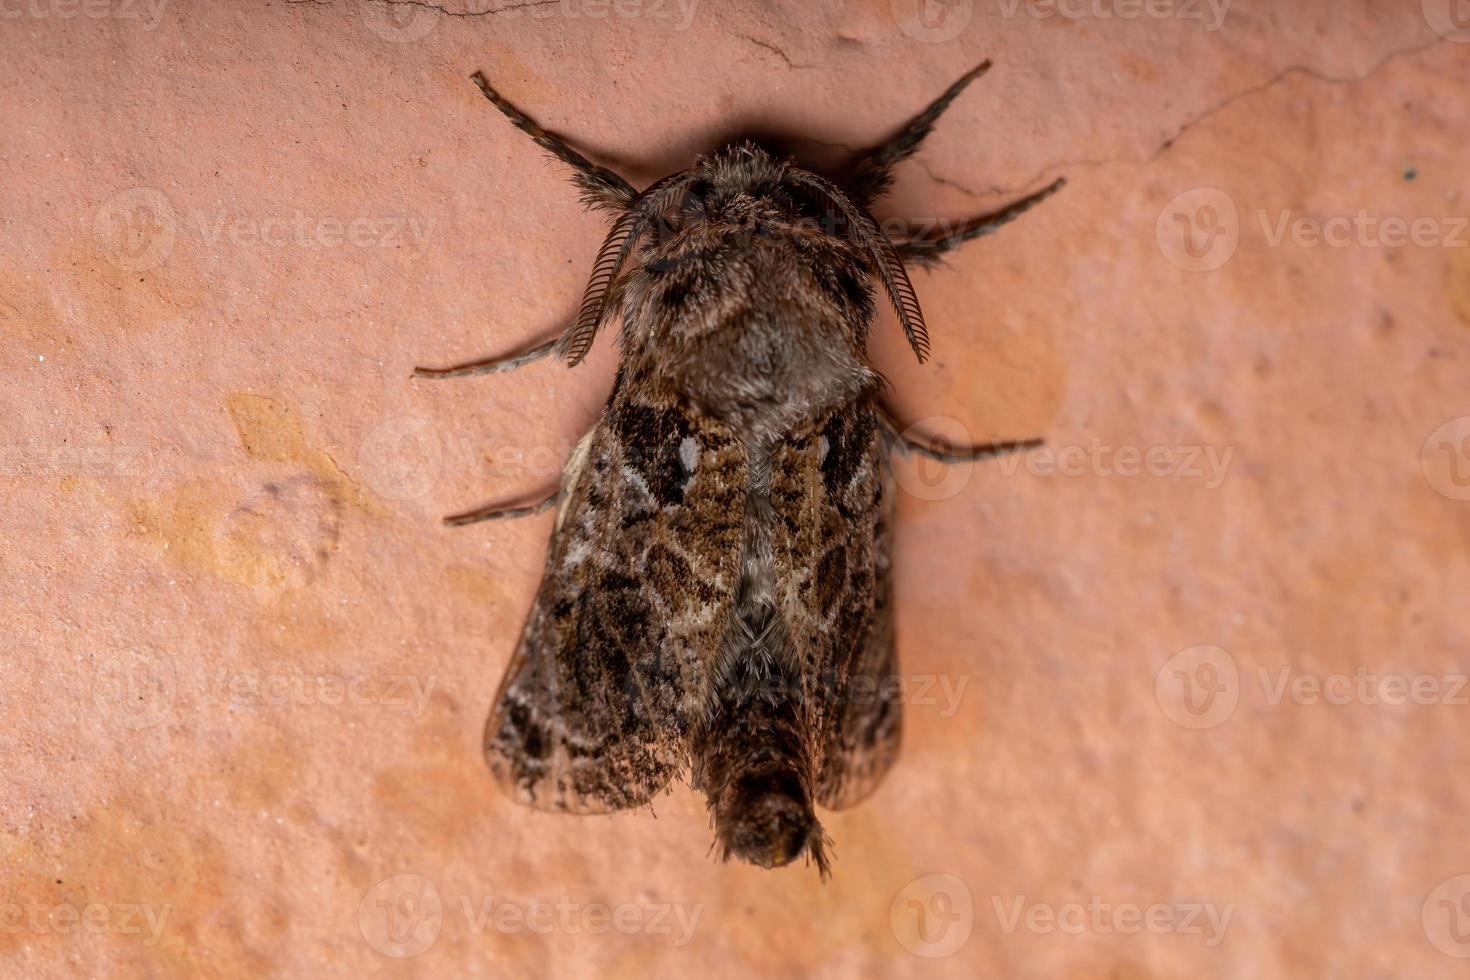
left=847, top=60, right=993, bottom=207
left=413, top=336, right=558, bottom=380
left=444, top=489, right=562, bottom=528
left=896, top=177, right=1066, bottom=268
left=877, top=405, right=1040, bottom=464
left=470, top=71, right=635, bottom=213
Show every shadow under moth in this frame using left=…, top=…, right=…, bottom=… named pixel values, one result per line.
left=416, top=61, right=1063, bottom=876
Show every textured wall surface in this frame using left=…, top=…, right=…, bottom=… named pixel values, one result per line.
left=3, top=1, right=1469, bottom=976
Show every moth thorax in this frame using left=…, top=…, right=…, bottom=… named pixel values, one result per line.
left=669, top=312, right=875, bottom=432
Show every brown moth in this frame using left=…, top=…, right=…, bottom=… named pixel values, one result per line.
left=416, top=61, right=1063, bottom=876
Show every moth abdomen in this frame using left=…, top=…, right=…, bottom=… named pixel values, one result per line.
left=692, top=682, right=830, bottom=877
left=720, top=763, right=822, bottom=872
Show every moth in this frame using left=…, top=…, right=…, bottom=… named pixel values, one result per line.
left=416, top=61, right=1063, bottom=876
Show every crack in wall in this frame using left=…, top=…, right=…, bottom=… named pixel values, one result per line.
left=361, top=0, right=561, bottom=17
left=286, top=6, right=1453, bottom=204
left=920, top=36, right=1452, bottom=200
left=734, top=33, right=817, bottom=71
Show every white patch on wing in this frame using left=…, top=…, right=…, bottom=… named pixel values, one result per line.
left=565, top=537, right=591, bottom=567
left=622, top=463, right=652, bottom=502
left=679, top=435, right=700, bottom=473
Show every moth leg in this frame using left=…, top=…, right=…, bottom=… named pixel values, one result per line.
left=877, top=406, right=1040, bottom=465
left=413, top=335, right=559, bottom=380
left=847, top=60, right=993, bottom=207
left=444, top=489, right=561, bottom=528
left=896, top=177, right=1067, bottom=269
left=470, top=71, right=636, bottom=213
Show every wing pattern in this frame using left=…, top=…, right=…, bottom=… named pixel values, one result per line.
left=484, top=370, right=748, bottom=811
left=764, top=400, right=902, bottom=810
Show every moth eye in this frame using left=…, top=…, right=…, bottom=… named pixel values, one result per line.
left=678, top=436, right=700, bottom=474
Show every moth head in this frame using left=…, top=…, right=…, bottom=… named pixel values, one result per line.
left=658, top=144, right=868, bottom=241
left=619, top=144, right=796, bottom=249
left=561, top=146, right=930, bottom=369
left=652, top=148, right=932, bottom=363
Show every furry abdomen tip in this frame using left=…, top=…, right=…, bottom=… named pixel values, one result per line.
left=717, top=769, right=829, bottom=875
